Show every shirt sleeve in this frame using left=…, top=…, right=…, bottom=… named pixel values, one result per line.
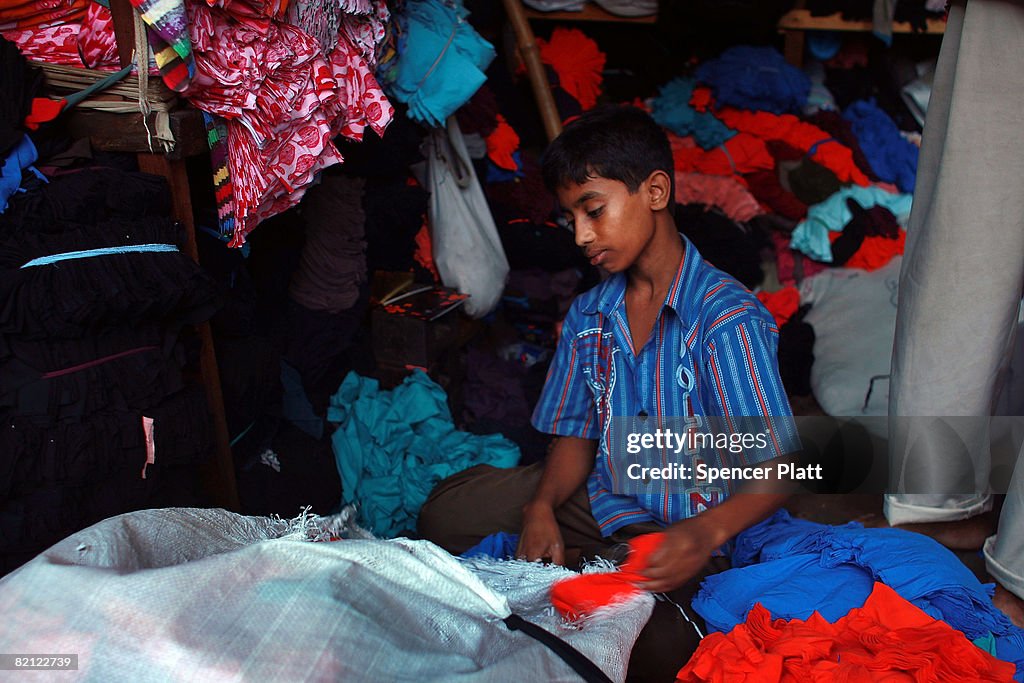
left=701, top=312, right=801, bottom=465
left=531, top=299, right=600, bottom=440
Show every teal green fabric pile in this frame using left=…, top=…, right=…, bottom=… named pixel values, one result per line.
left=329, top=371, right=520, bottom=537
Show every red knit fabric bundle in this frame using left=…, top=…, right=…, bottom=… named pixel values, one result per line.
left=716, top=108, right=871, bottom=187
left=536, top=27, right=606, bottom=111
left=756, top=287, right=800, bottom=327
left=677, top=582, right=1015, bottom=682
left=551, top=533, right=665, bottom=621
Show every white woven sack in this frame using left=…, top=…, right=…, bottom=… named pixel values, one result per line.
left=0, top=508, right=651, bottom=682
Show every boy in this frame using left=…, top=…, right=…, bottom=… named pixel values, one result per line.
left=419, top=105, right=800, bottom=677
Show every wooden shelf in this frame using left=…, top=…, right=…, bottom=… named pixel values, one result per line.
left=778, top=8, right=946, bottom=34
left=522, top=4, right=655, bottom=24
left=778, top=7, right=945, bottom=65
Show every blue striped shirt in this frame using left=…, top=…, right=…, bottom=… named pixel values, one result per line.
left=531, top=236, right=800, bottom=536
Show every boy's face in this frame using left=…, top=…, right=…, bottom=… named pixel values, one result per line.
left=557, top=175, right=659, bottom=274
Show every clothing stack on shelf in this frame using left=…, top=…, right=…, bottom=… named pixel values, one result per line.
left=0, top=164, right=221, bottom=575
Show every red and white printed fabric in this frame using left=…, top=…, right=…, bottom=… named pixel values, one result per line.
left=184, top=0, right=393, bottom=245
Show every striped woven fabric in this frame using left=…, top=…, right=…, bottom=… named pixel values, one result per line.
left=127, top=0, right=193, bottom=92
left=202, top=112, right=236, bottom=240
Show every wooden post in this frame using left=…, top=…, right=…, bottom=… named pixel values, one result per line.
left=108, top=0, right=136, bottom=68
left=501, top=0, right=562, bottom=142
left=783, top=29, right=805, bottom=67
left=137, top=154, right=240, bottom=512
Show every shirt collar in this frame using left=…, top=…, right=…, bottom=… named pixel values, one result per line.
left=581, top=234, right=696, bottom=325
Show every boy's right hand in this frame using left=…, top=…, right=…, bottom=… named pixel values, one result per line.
left=517, top=503, right=565, bottom=565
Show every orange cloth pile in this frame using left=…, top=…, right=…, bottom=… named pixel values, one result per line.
left=677, top=582, right=1015, bottom=682
left=827, top=229, right=906, bottom=271
left=485, top=114, right=520, bottom=171
left=756, top=287, right=800, bottom=327
left=716, top=109, right=871, bottom=187
left=551, top=533, right=664, bottom=622
left=536, top=27, right=605, bottom=110
left=672, top=132, right=775, bottom=178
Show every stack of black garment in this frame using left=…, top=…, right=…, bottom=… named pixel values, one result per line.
left=0, top=165, right=221, bottom=575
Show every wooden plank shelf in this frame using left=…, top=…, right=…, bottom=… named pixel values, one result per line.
left=778, top=8, right=946, bottom=34
left=522, top=4, right=655, bottom=24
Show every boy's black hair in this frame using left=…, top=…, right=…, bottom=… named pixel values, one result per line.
left=540, top=104, right=675, bottom=207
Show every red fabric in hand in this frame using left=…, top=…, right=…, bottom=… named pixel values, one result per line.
left=551, top=533, right=665, bottom=621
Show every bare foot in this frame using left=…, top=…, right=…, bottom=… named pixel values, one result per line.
left=993, top=583, right=1024, bottom=628
left=852, top=511, right=997, bottom=551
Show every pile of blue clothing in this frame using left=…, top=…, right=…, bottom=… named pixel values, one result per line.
left=695, top=45, right=811, bottom=115
left=693, top=510, right=1024, bottom=680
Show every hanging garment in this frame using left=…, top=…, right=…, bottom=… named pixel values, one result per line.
left=185, top=1, right=393, bottom=245
left=382, top=0, right=494, bottom=126
left=695, top=45, right=810, bottom=115
left=679, top=582, right=1016, bottom=682
left=1, top=385, right=211, bottom=501
left=0, top=37, right=42, bottom=158
left=328, top=370, right=520, bottom=537
left=288, top=174, right=367, bottom=314
left=126, top=0, right=193, bottom=91
left=0, top=0, right=87, bottom=31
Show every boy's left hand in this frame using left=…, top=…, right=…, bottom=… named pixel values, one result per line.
left=638, top=517, right=723, bottom=593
